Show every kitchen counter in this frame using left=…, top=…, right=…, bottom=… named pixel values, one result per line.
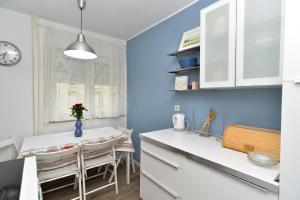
left=19, top=156, right=39, bottom=200
left=140, top=128, right=279, bottom=193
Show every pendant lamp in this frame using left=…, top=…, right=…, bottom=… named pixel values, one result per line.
left=64, top=0, right=97, bottom=59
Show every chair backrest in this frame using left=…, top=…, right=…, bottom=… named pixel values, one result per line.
left=82, top=135, right=127, bottom=160
left=35, top=145, right=80, bottom=171
left=118, top=127, right=133, bottom=137
left=0, top=136, right=19, bottom=160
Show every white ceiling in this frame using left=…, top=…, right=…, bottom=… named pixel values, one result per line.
left=0, top=0, right=197, bottom=40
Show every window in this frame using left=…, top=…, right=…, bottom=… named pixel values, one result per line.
left=33, top=18, right=125, bottom=130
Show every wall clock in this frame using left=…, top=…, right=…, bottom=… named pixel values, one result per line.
left=0, top=41, right=22, bottom=66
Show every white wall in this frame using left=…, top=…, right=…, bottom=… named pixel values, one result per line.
left=0, top=8, right=33, bottom=147
left=0, top=8, right=126, bottom=158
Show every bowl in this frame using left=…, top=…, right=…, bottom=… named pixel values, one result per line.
left=247, top=152, right=278, bottom=168
left=178, top=57, right=198, bottom=68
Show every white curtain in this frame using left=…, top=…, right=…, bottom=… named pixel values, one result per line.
left=32, top=17, right=126, bottom=134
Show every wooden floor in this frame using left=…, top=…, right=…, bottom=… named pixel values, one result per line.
left=43, top=164, right=140, bottom=200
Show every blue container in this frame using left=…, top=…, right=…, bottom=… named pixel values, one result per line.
left=74, top=119, right=82, bottom=137
left=178, top=57, right=198, bottom=68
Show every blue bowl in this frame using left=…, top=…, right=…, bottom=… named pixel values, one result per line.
left=178, top=57, right=198, bottom=68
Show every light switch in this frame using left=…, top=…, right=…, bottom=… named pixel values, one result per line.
left=174, top=105, right=180, bottom=112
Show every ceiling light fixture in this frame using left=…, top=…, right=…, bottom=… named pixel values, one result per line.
left=64, top=0, right=97, bottom=60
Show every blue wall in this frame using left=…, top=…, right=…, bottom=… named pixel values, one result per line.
left=127, top=0, right=282, bottom=161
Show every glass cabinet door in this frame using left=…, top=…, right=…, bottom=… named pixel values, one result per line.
left=236, top=0, right=282, bottom=86
left=200, top=0, right=236, bottom=88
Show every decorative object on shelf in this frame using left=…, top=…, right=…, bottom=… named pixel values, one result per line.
left=178, top=56, right=198, bottom=68
left=0, top=41, right=22, bottom=66
left=175, top=76, right=188, bottom=91
left=70, top=103, right=88, bottom=137
left=192, top=80, right=199, bottom=90
left=199, top=108, right=216, bottom=137
left=167, top=29, right=200, bottom=92
left=64, top=0, right=97, bottom=60
left=178, top=26, right=200, bottom=51
left=247, top=152, right=278, bottom=168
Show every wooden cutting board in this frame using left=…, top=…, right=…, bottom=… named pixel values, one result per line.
left=222, top=124, right=281, bottom=160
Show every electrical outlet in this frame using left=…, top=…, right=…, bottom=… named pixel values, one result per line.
left=174, top=105, right=180, bottom=112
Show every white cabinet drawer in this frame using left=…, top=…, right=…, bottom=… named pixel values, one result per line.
left=141, top=140, right=181, bottom=167
left=140, top=173, right=178, bottom=200
left=182, top=157, right=278, bottom=200
left=141, top=149, right=181, bottom=194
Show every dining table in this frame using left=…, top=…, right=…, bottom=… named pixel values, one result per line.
left=19, top=126, right=133, bottom=184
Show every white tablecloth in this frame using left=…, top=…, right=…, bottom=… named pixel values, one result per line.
left=20, top=127, right=122, bottom=153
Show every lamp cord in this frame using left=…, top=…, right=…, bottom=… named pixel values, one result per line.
left=80, top=8, right=83, bottom=34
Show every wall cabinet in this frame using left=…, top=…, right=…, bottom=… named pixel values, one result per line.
left=200, top=0, right=282, bottom=88
left=200, top=0, right=236, bottom=88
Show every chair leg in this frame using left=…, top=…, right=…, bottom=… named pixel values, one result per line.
left=116, top=153, right=123, bottom=168
left=126, top=152, right=130, bottom=184
left=77, top=173, right=82, bottom=200
left=103, top=164, right=109, bottom=179
left=81, top=164, right=86, bottom=200
left=74, top=176, right=78, bottom=190
left=38, top=181, right=43, bottom=200
left=108, top=153, right=122, bottom=183
left=97, top=166, right=102, bottom=174
left=113, top=160, right=118, bottom=194
left=130, top=153, right=136, bottom=173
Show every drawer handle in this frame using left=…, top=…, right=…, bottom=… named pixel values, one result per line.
left=294, top=79, right=300, bottom=84
left=142, top=148, right=179, bottom=169
left=142, top=170, right=179, bottom=199
left=219, top=170, right=269, bottom=192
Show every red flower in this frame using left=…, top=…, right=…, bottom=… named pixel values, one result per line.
left=70, top=103, right=88, bottom=119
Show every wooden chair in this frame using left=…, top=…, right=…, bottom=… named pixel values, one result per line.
left=35, top=145, right=82, bottom=200
left=0, top=136, right=19, bottom=162
left=80, top=136, right=123, bottom=200
left=106, top=127, right=135, bottom=184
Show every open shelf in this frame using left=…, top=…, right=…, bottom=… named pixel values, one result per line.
left=168, top=46, right=200, bottom=57
left=168, top=66, right=200, bottom=74
left=167, top=88, right=201, bottom=92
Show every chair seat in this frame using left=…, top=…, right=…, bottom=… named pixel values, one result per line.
left=84, top=153, right=114, bottom=169
left=116, top=138, right=134, bottom=152
left=38, top=163, right=78, bottom=182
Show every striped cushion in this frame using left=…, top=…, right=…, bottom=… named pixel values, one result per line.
left=83, top=147, right=112, bottom=160
left=37, top=154, right=77, bottom=171
left=117, top=137, right=134, bottom=151
left=36, top=144, right=79, bottom=171
left=82, top=137, right=111, bottom=160
left=82, top=135, right=127, bottom=160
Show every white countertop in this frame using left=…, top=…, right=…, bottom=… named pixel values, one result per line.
left=19, top=157, right=39, bottom=200
left=140, top=129, right=279, bottom=191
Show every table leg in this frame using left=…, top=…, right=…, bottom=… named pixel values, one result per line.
left=126, top=152, right=130, bottom=184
